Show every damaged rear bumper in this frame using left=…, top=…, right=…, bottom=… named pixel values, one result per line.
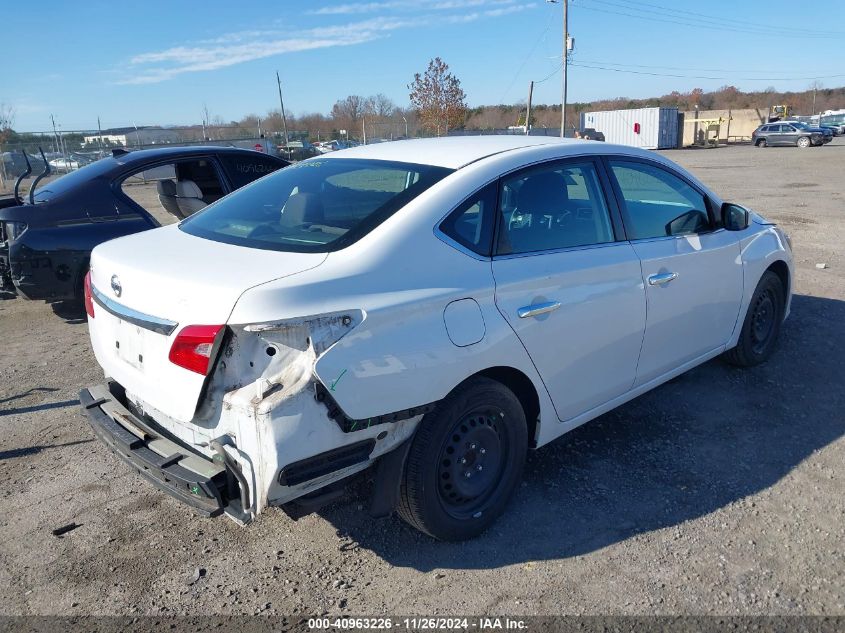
left=79, top=383, right=239, bottom=518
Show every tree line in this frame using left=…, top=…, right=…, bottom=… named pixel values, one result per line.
left=2, top=59, right=843, bottom=146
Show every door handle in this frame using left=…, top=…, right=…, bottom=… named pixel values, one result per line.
left=518, top=301, right=561, bottom=319
left=648, top=272, right=678, bottom=286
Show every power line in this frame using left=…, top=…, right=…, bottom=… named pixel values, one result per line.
left=569, top=61, right=845, bottom=82
left=574, top=59, right=844, bottom=77
left=584, top=0, right=844, bottom=37
left=534, top=62, right=563, bottom=84
left=497, top=19, right=553, bottom=103
left=590, top=0, right=845, bottom=38
left=574, top=1, right=844, bottom=39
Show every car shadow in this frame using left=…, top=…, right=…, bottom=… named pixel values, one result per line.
left=0, top=387, right=59, bottom=405
left=0, top=399, right=79, bottom=417
left=0, top=439, right=94, bottom=461
left=49, top=299, right=87, bottom=324
left=316, top=293, right=845, bottom=570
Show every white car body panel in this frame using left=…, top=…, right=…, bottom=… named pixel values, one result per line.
left=631, top=230, right=744, bottom=385
left=491, top=242, right=646, bottom=421
left=83, top=136, right=793, bottom=522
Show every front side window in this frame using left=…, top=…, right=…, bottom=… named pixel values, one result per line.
left=180, top=158, right=452, bottom=252
left=609, top=160, right=710, bottom=240
left=120, top=158, right=224, bottom=225
left=496, top=161, right=614, bottom=255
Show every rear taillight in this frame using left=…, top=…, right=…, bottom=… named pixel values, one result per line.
left=168, top=325, right=225, bottom=375
left=83, top=271, right=95, bottom=319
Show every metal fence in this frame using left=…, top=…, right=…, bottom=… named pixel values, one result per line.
left=0, top=126, right=314, bottom=191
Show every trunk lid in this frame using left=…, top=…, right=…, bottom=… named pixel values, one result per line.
left=88, top=225, right=326, bottom=422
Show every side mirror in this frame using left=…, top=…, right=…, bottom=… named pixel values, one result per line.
left=721, top=203, right=749, bottom=231
left=665, top=209, right=707, bottom=236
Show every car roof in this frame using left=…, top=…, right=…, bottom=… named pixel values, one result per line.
left=112, top=145, right=277, bottom=166
left=321, top=136, right=602, bottom=169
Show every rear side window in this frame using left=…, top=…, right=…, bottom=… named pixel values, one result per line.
left=496, top=161, right=615, bottom=255
left=219, top=153, right=286, bottom=188
left=119, top=159, right=225, bottom=225
left=180, top=158, right=452, bottom=253
left=439, top=183, right=497, bottom=256
left=609, top=160, right=710, bottom=240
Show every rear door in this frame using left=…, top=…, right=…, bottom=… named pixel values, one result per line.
left=491, top=158, right=646, bottom=421
left=605, top=158, right=743, bottom=386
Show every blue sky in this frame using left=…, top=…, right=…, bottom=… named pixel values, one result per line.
left=3, top=0, right=844, bottom=131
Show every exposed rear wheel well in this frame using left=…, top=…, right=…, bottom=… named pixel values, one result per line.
left=766, top=259, right=790, bottom=300
left=474, top=367, right=540, bottom=448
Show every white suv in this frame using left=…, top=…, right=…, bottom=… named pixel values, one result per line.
left=80, top=136, right=792, bottom=540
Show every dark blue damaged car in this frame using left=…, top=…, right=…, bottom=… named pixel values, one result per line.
left=0, top=146, right=288, bottom=304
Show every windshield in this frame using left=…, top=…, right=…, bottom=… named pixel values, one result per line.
left=179, top=158, right=452, bottom=253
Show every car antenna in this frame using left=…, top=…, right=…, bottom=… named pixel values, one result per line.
left=28, top=147, right=51, bottom=205
left=13, top=150, right=32, bottom=205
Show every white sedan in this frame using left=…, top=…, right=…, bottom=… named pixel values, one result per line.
left=80, top=136, right=793, bottom=540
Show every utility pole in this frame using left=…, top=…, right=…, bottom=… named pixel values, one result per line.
left=97, top=116, right=104, bottom=156
left=525, top=80, right=534, bottom=136
left=201, top=104, right=209, bottom=141
left=276, top=71, right=290, bottom=148
left=548, top=0, right=569, bottom=137
left=50, top=114, right=61, bottom=158
left=561, top=0, right=568, bottom=137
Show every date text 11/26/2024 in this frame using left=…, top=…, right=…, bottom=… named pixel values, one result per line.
left=308, top=617, right=527, bottom=630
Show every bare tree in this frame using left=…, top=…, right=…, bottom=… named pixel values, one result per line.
left=0, top=103, right=14, bottom=190
left=0, top=103, right=15, bottom=141
left=331, top=96, right=365, bottom=129
left=408, top=57, right=467, bottom=136
left=364, top=94, right=397, bottom=119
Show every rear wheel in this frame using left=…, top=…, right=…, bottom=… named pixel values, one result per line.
left=398, top=377, right=527, bottom=541
left=723, top=271, right=785, bottom=367
left=756, top=139, right=767, bottom=148
left=796, top=136, right=811, bottom=148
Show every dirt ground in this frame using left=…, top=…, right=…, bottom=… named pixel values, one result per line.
left=0, top=140, right=843, bottom=619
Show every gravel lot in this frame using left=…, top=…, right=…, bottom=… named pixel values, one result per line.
left=0, top=140, right=843, bottom=619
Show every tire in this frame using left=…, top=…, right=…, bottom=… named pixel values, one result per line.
left=397, top=376, right=527, bottom=541
left=723, top=271, right=785, bottom=367
left=756, top=139, right=767, bottom=148
left=796, top=136, right=811, bottom=148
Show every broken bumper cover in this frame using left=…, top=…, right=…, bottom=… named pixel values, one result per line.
left=79, top=384, right=227, bottom=517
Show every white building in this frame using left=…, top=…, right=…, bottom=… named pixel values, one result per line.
left=83, top=127, right=181, bottom=147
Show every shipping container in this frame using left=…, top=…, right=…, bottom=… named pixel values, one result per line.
left=580, top=107, right=679, bottom=150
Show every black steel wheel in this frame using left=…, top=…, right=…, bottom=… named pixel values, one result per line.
left=749, top=287, right=776, bottom=355
left=398, top=377, right=527, bottom=540
left=436, top=411, right=509, bottom=520
left=724, top=270, right=785, bottom=367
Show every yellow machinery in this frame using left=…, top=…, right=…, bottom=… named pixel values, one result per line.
left=685, top=117, right=728, bottom=147
left=768, top=105, right=791, bottom=122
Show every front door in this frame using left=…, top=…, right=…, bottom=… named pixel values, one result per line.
left=777, top=124, right=799, bottom=146
left=606, top=159, right=744, bottom=386
left=491, top=159, right=646, bottom=422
